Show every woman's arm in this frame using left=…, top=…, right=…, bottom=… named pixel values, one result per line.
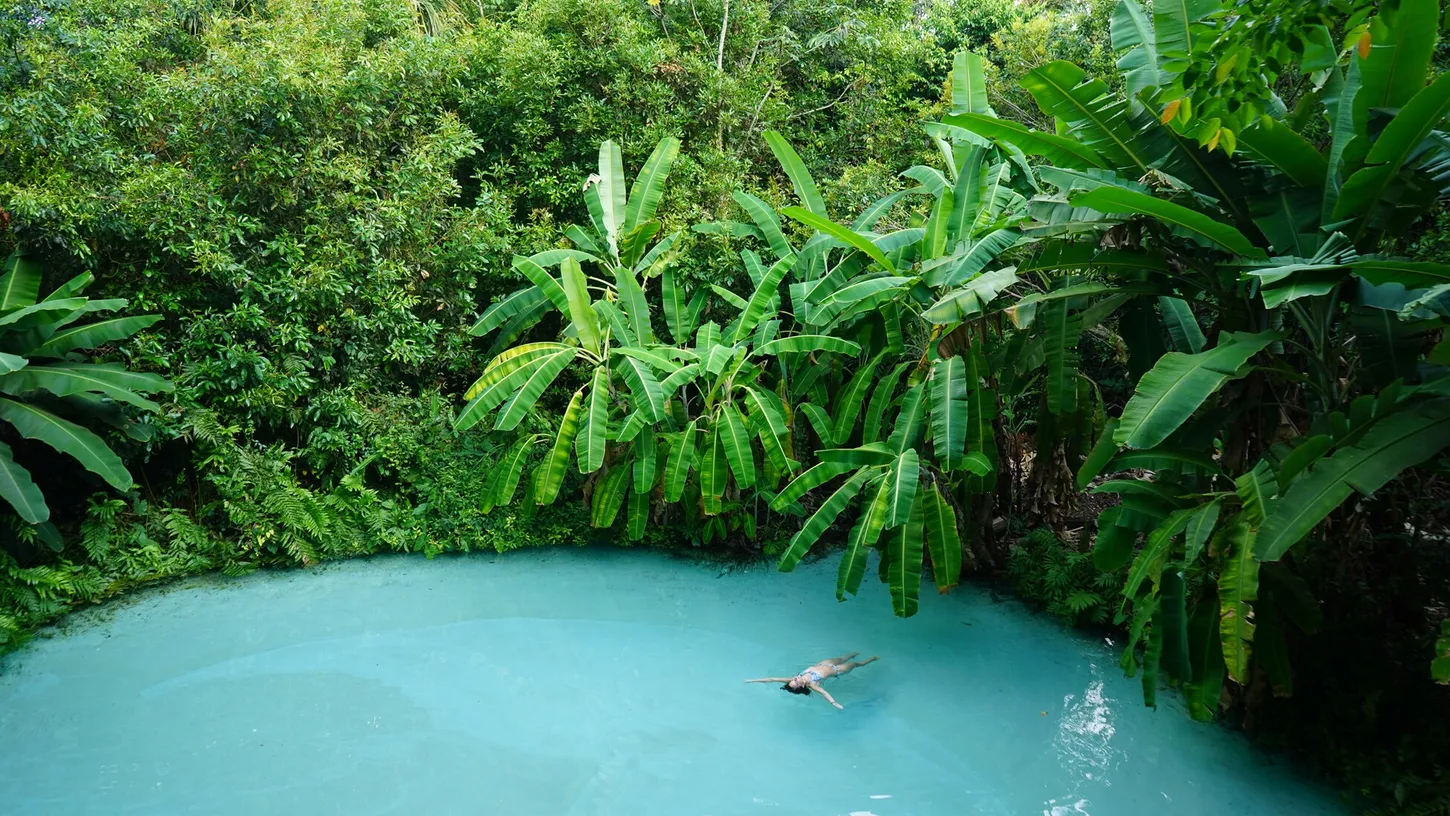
left=743, top=677, right=793, bottom=683
left=811, top=683, right=843, bottom=709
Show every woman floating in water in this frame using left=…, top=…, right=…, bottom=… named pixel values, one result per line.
left=744, top=653, right=878, bottom=709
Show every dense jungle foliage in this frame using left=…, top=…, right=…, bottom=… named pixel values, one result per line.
left=4, top=0, right=1450, bottom=809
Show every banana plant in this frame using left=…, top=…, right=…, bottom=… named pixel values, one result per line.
left=947, top=0, right=1450, bottom=713
left=459, top=139, right=869, bottom=545
left=0, top=251, right=172, bottom=541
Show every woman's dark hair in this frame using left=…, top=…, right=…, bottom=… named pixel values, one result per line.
left=781, top=682, right=811, bottom=695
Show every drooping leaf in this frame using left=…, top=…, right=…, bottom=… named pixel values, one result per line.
left=536, top=388, right=585, bottom=504
left=614, top=267, right=653, bottom=345
left=865, top=362, right=910, bottom=444
left=777, top=468, right=872, bottom=571
left=1160, top=570, right=1192, bottom=681
left=720, top=403, right=757, bottom=491
left=939, top=112, right=1108, bottom=169
left=781, top=207, right=896, bottom=273
left=495, top=349, right=577, bottom=431
left=838, top=474, right=893, bottom=600
left=472, top=287, right=547, bottom=338
left=26, top=315, right=163, bottom=358
left=1217, top=515, right=1259, bottom=683
left=1336, top=71, right=1450, bottom=226
left=772, top=460, right=854, bottom=511
left=617, top=356, right=666, bottom=422
left=1115, top=331, right=1280, bottom=449
left=1258, top=399, right=1450, bottom=560
left=1020, top=61, right=1156, bottom=175
left=664, top=421, right=699, bottom=502
left=886, top=495, right=926, bottom=617
left=922, top=268, right=1021, bottom=323
left=575, top=368, right=611, bottom=474
left=887, top=383, right=927, bottom=455
left=1234, top=460, right=1278, bottom=526
left=885, top=449, right=920, bottom=529
left=494, top=436, right=541, bottom=507
left=1158, top=297, right=1205, bottom=353
left=0, top=440, right=47, bottom=523
left=1071, top=187, right=1263, bottom=257
left=930, top=357, right=968, bottom=470
left=1042, top=300, right=1084, bottom=415
left=0, top=398, right=130, bottom=489
left=560, top=258, right=601, bottom=352
left=700, top=425, right=729, bottom=514
left=1077, top=418, right=1122, bottom=488
left=1183, top=498, right=1223, bottom=564
left=923, top=482, right=962, bottom=593
left=755, top=334, right=862, bottom=357
left=732, top=190, right=795, bottom=259
left=1093, top=506, right=1137, bottom=571
left=590, top=466, right=630, bottom=528
left=0, top=363, right=171, bottom=411
left=1185, top=592, right=1227, bottom=721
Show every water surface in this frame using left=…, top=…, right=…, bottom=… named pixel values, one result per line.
left=0, top=547, right=1342, bottom=815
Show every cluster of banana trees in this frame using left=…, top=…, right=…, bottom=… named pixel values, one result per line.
left=461, top=0, right=1450, bottom=718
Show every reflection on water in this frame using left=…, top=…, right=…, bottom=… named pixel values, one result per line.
left=1044, top=667, right=1118, bottom=815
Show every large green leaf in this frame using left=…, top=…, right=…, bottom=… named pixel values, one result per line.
left=590, top=466, right=629, bottom=528
left=1115, top=331, right=1279, bottom=449
left=921, top=229, right=1020, bottom=287
left=26, top=315, right=163, bottom=357
left=756, top=335, right=862, bottom=357
left=1160, top=570, right=1192, bottom=681
left=1092, top=507, right=1137, bottom=570
left=512, top=255, right=571, bottom=315
left=1237, top=119, right=1328, bottom=189
left=623, top=137, right=680, bottom=235
left=1123, top=507, right=1194, bottom=600
left=922, top=268, right=1020, bottom=323
left=560, top=258, right=601, bottom=353
left=930, top=357, right=967, bottom=471
left=922, top=482, right=962, bottom=592
left=831, top=354, right=884, bottom=444
left=777, top=467, right=871, bottom=571
left=838, top=474, right=893, bottom=600
left=633, top=425, right=658, bottom=492
left=1021, top=61, right=1155, bottom=175
left=700, top=425, right=729, bottom=514
left=744, top=386, right=791, bottom=473
left=0, top=252, right=41, bottom=309
left=887, top=383, right=926, bottom=455
left=495, top=349, right=577, bottom=431
left=597, top=140, right=627, bottom=250
left=864, top=362, right=910, bottom=444
left=575, top=367, right=610, bottom=474
left=471, top=287, right=547, bottom=337
left=1111, top=0, right=1161, bottom=109
left=1234, top=461, right=1278, bottom=526
left=771, top=460, right=854, bottom=511
left=664, top=421, right=698, bottom=502
left=536, top=388, right=585, bottom=504
left=1335, top=72, right=1450, bottom=225
left=1158, top=297, right=1205, bottom=353
left=617, top=356, right=666, bottom=422
left=494, top=436, right=542, bottom=507
left=939, top=113, right=1108, bottom=169
left=1323, top=60, right=1363, bottom=223
left=1153, top=0, right=1217, bottom=60
left=1042, top=300, right=1083, bottom=416
left=0, top=363, right=171, bottom=412
left=886, top=449, right=920, bottom=529
left=1184, top=592, right=1226, bottom=721
left=1070, top=187, right=1263, bottom=257
left=950, top=51, right=993, bottom=115
left=1354, top=0, right=1438, bottom=131
left=0, top=397, right=129, bottom=489
left=1183, top=498, right=1222, bottom=564
left=781, top=207, right=896, bottom=274
left=1434, top=619, right=1450, bottom=684
left=731, top=191, right=795, bottom=259
left=613, top=266, right=653, bottom=345
left=720, top=403, right=757, bottom=491
left=0, top=440, right=47, bottom=523
left=731, top=255, right=795, bottom=344
left=463, top=343, right=572, bottom=400
left=458, top=353, right=557, bottom=430
left=816, top=442, right=896, bottom=467
left=1217, top=515, right=1259, bottom=683
left=1257, top=398, right=1450, bottom=560
left=886, top=495, right=926, bottom=617
left=764, top=131, right=827, bottom=217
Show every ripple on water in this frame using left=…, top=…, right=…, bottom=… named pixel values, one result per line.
left=0, top=547, right=1342, bottom=815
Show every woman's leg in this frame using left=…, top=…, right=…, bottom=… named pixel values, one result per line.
left=824, top=652, right=859, bottom=665
left=833, top=656, right=879, bottom=675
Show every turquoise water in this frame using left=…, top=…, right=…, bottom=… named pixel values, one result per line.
left=0, top=547, right=1342, bottom=815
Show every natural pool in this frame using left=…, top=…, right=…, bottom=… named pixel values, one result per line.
left=0, top=547, right=1342, bottom=815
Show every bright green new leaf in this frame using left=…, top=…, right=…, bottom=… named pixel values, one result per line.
left=623, top=137, right=680, bottom=236
left=781, top=207, right=896, bottom=273
left=575, top=368, right=611, bottom=474
left=664, top=421, right=698, bottom=502
left=536, top=388, right=585, bottom=504
left=495, top=349, right=577, bottom=431
left=763, top=131, right=827, bottom=216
